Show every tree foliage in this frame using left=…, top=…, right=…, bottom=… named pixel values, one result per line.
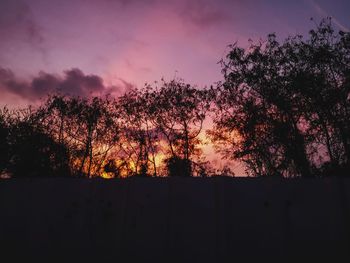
left=141, top=79, right=211, bottom=176
left=40, top=95, right=120, bottom=177
left=209, top=18, right=350, bottom=177
left=0, top=107, right=70, bottom=177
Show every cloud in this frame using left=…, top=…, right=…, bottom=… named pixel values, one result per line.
left=59, top=69, right=105, bottom=96
left=0, top=67, right=126, bottom=101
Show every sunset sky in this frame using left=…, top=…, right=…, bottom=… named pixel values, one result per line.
left=1, top=0, right=349, bottom=106
left=0, top=0, right=349, bottom=175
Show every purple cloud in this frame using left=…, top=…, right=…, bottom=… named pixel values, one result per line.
left=0, top=67, right=131, bottom=101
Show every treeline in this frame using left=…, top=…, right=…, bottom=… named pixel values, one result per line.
left=0, top=81, right=213, bottom=178
left=0, top=19, right=349, bottom=178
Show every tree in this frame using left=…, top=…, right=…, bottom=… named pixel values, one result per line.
left=142, top=79, right=210, bottom=176
left=0, top=108, right=10, bottom=175
left=40, top=95, right=120, bottom=177
left=210, top=18, right=350, bottom=177
left=291, top=19, right=350, bottom=172
left=115, top=89, right=161, bottom=177
left=4, top=107, right=70, bottom=177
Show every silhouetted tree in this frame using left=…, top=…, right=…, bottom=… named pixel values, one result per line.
left=290, top=19, right=350, bottom=172
left=40, top=95, right=120, bottom=177
left=116, top=89, right=161, bottom=177
left=3, top=107, right=70, bottom=177
left=210, top=18, right=350, bottom=177
left=142, top=79, right=210, bottom=176
left=0, top=108, right=10, bottom=175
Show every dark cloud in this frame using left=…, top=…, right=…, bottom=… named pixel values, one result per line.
left=0, top=67, right=29, bottom=97
left=0, top=67, right=124, bottom=101
left=58, top=69, right=105, bottom=96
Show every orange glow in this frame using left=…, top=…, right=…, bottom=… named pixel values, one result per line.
left=101, top=171, right=113, bottom=179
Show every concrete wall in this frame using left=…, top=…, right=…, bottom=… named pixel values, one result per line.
left=0, top=177, right=349, bottom=262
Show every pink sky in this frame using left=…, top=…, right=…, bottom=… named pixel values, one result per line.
left=1, top=0, right=348, bottom=96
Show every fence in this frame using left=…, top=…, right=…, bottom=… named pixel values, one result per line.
left=0, top=177, right=349, bottom=261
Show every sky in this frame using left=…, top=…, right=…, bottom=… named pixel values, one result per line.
left=0, top=0, right=349, bottom=106
left=0, top=0, right=349, bottom=175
